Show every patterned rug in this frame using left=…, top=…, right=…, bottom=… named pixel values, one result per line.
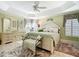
left=55, top=42, right=79, bottom=57
left=0, top=40, right=79, bottom=57
left=20, top=48, right=50, bottom=57
left=0, top=41, right=50, bottom=57
left=19, top=42, right=79, bottom=57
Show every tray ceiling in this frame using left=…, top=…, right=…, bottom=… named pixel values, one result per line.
left=0, top=1, right=79, bottom=19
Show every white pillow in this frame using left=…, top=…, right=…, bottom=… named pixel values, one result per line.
left=43, top=27, right=58, bottom=33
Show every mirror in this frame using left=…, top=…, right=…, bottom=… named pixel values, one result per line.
left=17, top=19, right=26, bottom=32
left=3, top=18, right=11, bottom=33
left=10, top=20, right=17, bottom=32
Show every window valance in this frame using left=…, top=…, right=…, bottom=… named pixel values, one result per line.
left=63, top=13, right=79, bottom=27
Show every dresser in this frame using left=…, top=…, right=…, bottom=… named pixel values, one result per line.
left=0, top=32, right=25, bottom=45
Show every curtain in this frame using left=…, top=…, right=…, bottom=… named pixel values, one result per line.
left=63, top=13, right=79, bottom=27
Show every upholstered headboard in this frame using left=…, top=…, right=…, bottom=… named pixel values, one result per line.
left=41, top=21, right=60, bottom=33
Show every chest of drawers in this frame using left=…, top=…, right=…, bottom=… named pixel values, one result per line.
left=0, top=32, right=25, bottom=45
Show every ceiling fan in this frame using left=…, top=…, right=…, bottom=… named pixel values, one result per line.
left=33, top=1, right=47, bottom=12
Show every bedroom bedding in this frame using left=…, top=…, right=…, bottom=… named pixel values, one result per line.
left=23, top=32, right=60, bottom=54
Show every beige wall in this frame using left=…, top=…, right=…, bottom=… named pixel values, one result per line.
left=51, top=15, right=65, bottom=38
left=51, top=15, right=64, bottom=27
left=0, top=14, right=4, bottom=32
left=0, top=18, right=2, bottom=32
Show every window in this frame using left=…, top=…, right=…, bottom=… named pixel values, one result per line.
left=24, top=19, right=38, bottom=32
left=65, top=19, right=79, bottom=36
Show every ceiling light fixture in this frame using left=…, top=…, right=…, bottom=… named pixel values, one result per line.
left=33, top=1, right=47, bottom=12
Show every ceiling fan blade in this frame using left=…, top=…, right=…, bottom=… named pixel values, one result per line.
left=38, top=7, right=47, bottom=9
left=33, top=1, right=46, bottom=12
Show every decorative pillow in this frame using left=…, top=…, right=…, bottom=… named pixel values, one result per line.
left=36, top=35, right=41, bottom=40
left=43, top=27, right=58, bottom=33
left=27, top=35, right=37, bottom=40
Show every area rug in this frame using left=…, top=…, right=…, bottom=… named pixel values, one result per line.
left=55, top=42, right=79, bottom=57
left=20, top=48, right=50, bottom=57
left=20, top=42, right=79, bottom=57
left=0, top=40, right=50, bottom=57
left=0, top=40, right=79, bottom=57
